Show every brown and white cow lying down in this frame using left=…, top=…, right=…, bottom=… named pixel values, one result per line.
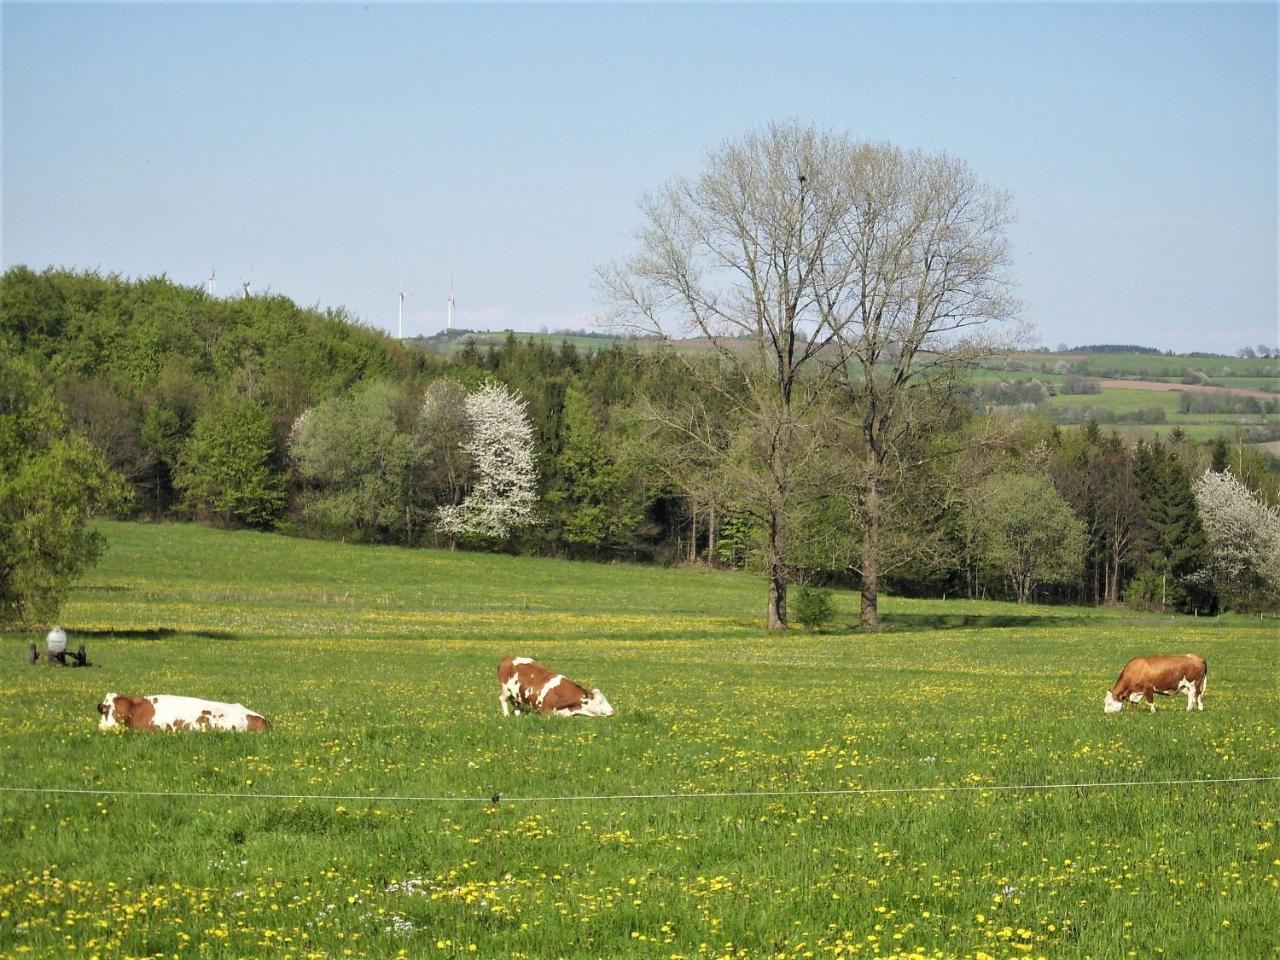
left=1104, top=654, right=1207, bottom=713
left=97, top=693, right=271, bottom=732
left=498, top=657, right=614, bottom=717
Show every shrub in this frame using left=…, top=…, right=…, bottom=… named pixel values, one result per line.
left=791, top=586, right=835, bottom=631
left=1, top=355, right=130, bottom=624
left=1061, top=374, right=1101, bottom=395
left=1123, top=569, right=1189, bottom=612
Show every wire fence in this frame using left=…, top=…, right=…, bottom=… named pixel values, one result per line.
left=1, top=774, right=1276, bottom=807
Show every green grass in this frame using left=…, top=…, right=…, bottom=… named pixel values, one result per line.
left=1209, top=377, right=1280, bottom=392
left=1063, top=422, right=1279, bottom=443
left=1047, top=389, right=1179, bottom=414
left=2, top=522, right=1276, bottom=960
left=1043, top=387, right=1276, bottom=440
left=1010, top=352, right=1279, bottom=380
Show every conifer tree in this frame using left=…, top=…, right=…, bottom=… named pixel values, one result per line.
left=1132, top=439, right=1213, bottom=611
left=548, top=388, right=638, bottom=554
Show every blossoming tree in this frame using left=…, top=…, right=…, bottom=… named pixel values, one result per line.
left=1191, top=468, right=1280, bottom=610
left=435, top=383, right=538, bottom=543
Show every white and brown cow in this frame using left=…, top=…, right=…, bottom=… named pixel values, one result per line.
left=1103, top=654, right=1207, bottom=713
left=97, top=693, right=271, bottom=732
left=497, top=657, right=614, bottom=717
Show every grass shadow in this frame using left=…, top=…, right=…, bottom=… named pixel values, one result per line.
left=72, top=627, right=240, bottom=642
left=874, top=613, right=1099, bottom=631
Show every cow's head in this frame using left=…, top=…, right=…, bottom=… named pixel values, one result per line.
left=580, top=688, right=615, bottom=717
left=1103, top=690, right=1124, bottom=714
left=97, top=692, right=127, bottom=729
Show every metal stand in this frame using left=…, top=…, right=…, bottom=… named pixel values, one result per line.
left=29, top=643, right=89, bottom=667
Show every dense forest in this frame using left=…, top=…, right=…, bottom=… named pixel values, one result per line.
left=3, top=267, right=1278, bottom=618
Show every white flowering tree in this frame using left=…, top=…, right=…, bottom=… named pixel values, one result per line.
left=435, top=383, right=538, bottom=543
left=1191, top=468, right=1280, bottom=609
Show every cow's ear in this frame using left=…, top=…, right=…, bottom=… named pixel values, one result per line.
left=96, top=701, right=108, bottom=716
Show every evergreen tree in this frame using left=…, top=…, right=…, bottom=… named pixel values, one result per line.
left=1131, top=439, right=1214, bottom=611
left=1210, top=437, right=1229, bottom=473
left=548, top=388, right=639, bottom=554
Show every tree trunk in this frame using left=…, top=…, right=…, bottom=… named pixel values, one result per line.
left=766, top=506, right=788, bottom=631
left=688, top=501, right=698, bottom=563
left=767, top=564, right=788, bottom=630
left=707, top=499, right=718, bottom=568
left=1108, top=535, right=1125, bottom=605
left=860, top=479, right=881, bottom=631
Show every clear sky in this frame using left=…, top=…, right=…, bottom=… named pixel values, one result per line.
left=3, top=2, right=1276, bottom=353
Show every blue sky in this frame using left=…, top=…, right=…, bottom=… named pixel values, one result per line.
left=3, top=2, right=1276, bottom=352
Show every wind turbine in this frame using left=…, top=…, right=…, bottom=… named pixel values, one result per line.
left=206, top=267, right=217, bottom=297
left=241, top=278, right=251, bottom=300
left=398, top=288, right=407, bottom=340
left=447, top=280, right=455, bottom=333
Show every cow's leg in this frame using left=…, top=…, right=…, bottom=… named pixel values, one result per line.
left=500, top=676, right=523, bottom=716
left=1146, top=688, right=1156, bottom=713
left=1197, top=675, right=1206, bottom=711
left=1181, top=679, right=1196, bottom=711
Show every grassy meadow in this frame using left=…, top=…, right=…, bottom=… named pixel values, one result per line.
left=1, top=522, right=1277, bottom=960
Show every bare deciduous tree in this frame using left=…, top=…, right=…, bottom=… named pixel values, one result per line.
left=603, top=123, right=1019, bottom=631
left=821, top=147, right=1020, bottom=628
left=601, top=123, right=860, bottom=629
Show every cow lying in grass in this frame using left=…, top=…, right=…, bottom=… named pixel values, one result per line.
left=1104, top=654, right=1207, bottom=713
left=97, top=693, right=271, bottom=732
left=498, top=657, right=614, bottom=717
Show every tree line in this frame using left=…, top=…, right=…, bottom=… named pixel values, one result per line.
left=3, top=124, right=1278, bottom=628
left=4, top=266, right=1277, bottom=627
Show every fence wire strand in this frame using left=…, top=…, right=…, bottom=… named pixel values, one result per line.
left=1, top=774, right=1276, bottom=807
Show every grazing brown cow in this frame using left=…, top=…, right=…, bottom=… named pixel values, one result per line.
left=97, top=693, right=271, bottom=732
left=497, top=657, right=614, bottom=717
left=1104, top=654, right=1207, bottom=713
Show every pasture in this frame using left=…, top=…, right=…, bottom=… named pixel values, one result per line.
left=1, top=522, right=1276, bottom=960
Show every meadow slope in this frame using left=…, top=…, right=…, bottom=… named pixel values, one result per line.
left=1, top=522, right=1276, bottom=960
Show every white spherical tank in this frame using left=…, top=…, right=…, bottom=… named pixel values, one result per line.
left=46, top=627, right=68, bottom=655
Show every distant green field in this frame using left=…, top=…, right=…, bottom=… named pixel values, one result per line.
left=1048, top=388, right=1179, bottom=413
left=413, top=334, right=1280, bottom=390
left=1210, top=377, right=1280, bottom=392
left=993, top=352, right=1279, bottom=380
left=407, top=330, right=1277, bottom=441
left=2, top=522, right=1276, bottom=959
left=1072, top=422, right=1280, bottom=444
